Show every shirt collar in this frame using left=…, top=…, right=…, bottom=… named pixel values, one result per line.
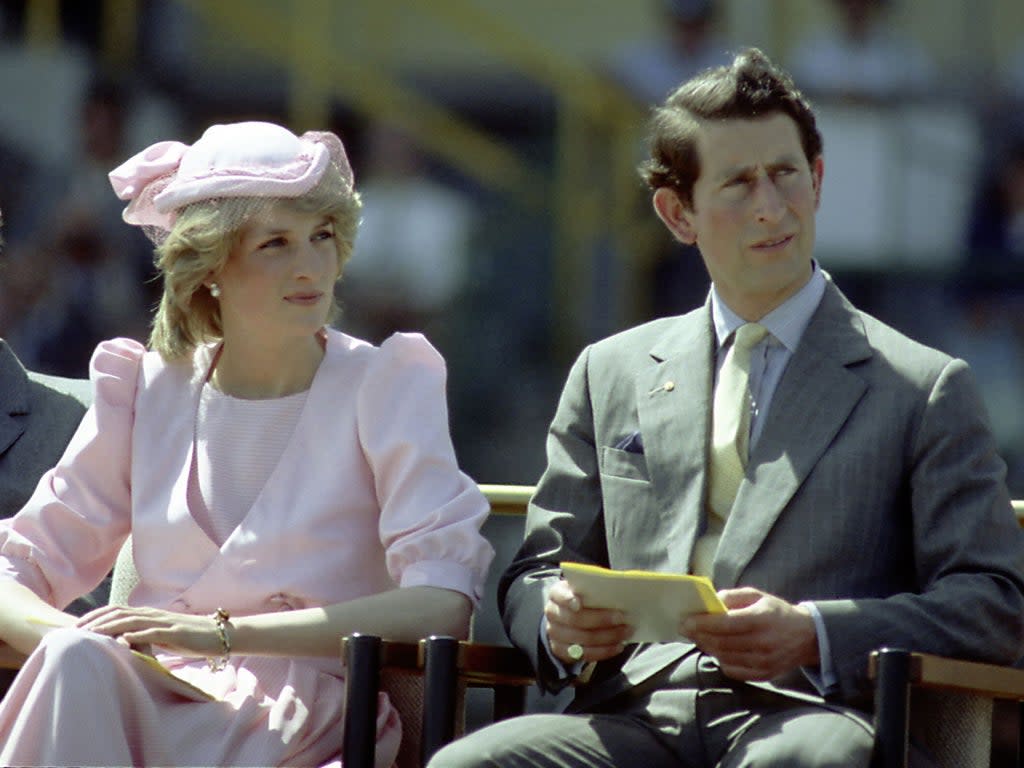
left=711, top=262, right=826, bottom=353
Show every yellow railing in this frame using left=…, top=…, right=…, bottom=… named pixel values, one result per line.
left=23, top=0, right=59, bottom=47
left=25, top=0, right=653, bottom=358
left=179, top=0, right=545, bottom=209
left=22, top=0, right=1024, bottom=356
left=177, top=0, right=653, bottom=356
left=478, top=484, right=534, bottom=516
left=420, top=0, right=659, bottom=345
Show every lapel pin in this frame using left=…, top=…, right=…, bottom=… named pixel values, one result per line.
left=648, top=380, right=676, bottom=396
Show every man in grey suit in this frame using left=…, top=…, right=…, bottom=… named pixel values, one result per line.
left=431, top=48, right=1024, bottom=767
left=0, top=342, right=91, bottom=519
left=0, top=208, right=92, bottom=519
left=0, top=220, right=95, bottom=690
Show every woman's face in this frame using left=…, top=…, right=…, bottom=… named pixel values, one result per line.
left=214, top=203, right=339, bottom=344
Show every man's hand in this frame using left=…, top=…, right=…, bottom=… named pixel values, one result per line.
left=680, top=587, right=818, bottom=681
left=544, top=579, right=633, bottom=664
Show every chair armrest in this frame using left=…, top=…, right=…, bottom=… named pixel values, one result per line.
left=349, top=637, right=536, bottom=689
left=477, top=484, right=535, bottom=516
left=375, top=638, right=537, bottom=720
left=451, top=640, right=536, bottom=688
left=868, top=649, right=1024, bottom=699
left=868, top=648, right=1024, bottom=768
left=339, top=634, right=539, bottom=768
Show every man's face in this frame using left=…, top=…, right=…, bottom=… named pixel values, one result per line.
left=655, top=113, right=823, bottom=319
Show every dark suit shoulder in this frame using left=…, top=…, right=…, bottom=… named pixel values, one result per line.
left=0, top=372, right=90, bottom=518
left=27, top=371, right=93, bottom=409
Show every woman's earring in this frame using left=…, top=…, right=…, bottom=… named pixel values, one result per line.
left=209, top=283, right=221, bottom=298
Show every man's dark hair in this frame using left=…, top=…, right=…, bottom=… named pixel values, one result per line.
left=639, top=47, right=823, bottom=208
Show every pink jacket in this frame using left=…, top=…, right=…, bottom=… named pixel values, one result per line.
left=0, top=330, right=493, bottom=624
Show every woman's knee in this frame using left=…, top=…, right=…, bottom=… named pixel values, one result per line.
left=32, top=627, right=122, bottom=680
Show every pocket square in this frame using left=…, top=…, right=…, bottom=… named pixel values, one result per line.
left=613, top=431, right=644, bottom=454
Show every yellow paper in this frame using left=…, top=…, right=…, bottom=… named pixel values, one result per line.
left=130, top=650, right=216, bottom=701
left=560, top=561, right=726, bottom=643
left=29, top=616, right=215, bottom=701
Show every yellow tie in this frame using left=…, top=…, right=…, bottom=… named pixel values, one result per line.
left=692, top=322, right=768, bottom=576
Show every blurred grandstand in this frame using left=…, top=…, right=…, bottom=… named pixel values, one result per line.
left=1, top=0, right=1023, bottom=492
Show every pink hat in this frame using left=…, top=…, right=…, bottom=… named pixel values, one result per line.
left=108, top=121, right=355, bottom=234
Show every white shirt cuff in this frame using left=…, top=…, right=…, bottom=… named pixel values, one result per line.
left=799, top=600, right=838, bottom=696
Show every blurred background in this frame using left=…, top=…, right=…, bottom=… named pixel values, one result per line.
left=1, top=0, right=1023, bottom=495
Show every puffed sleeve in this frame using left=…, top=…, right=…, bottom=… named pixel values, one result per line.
left=0, top=337, right=144, bottom=609
left=356, top=332, right=494, bottom=604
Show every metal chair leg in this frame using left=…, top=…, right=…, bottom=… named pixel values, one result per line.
left=343, top=633, right=382, bottom=768
left=1011, top=704, right=1019, bottom=768
left=421, top=635, right=459, bottom=766
left=871, top=648, right=911, bottom=768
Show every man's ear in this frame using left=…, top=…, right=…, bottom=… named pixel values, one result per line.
left=653, top=187, right=697, bottom=245
left=812, top=155, right=824, bottom=209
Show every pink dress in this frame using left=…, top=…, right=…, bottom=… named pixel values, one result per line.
left=0, top=330, right=494, bottom=767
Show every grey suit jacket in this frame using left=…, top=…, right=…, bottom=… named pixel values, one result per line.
left=500, top=279, right=1024, bottom=710
left=0, top=341, right=91, bottom=519
left=0, top=340, right=92, bottom=691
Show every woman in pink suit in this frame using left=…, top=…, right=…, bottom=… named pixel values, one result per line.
left=0, top=120, right=494, bottom=767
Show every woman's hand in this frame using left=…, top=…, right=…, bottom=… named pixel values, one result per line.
left=76, top=605, right=223, bottom=658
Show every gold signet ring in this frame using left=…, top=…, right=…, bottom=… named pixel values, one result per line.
left=567, top=643, right=585, bottom=661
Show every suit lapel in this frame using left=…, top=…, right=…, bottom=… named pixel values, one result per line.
left=0, top=342, right=30, bottom=458
left=636, top=305, right=715, bottom=575
left=714, top=282, right=873, bottom=586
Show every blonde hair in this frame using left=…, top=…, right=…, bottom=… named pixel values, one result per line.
left=149, top=167, right=361, bottom=360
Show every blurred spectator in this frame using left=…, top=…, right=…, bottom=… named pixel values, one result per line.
left=0, top=1, right=102, bottom=52
left=0, top=78, right=155, bottom=376
left=1008, top=41, right=1024, bottom=104
left=964, top=138, right=1024, bottom=298
left=341, top=123, right=479, bottom=348
left=787, top=0, right=936, bottom=103
left=943, top=136, right=1024, bottom=495
left=993, top=41, right=1024, bottom=151
left=604, top=0, right=731, bottom=107
left=0, top=208, right=103, bottom=697
left=336, top=123, right=544, bottom=483
left=604, top=1, right=730, bottom=318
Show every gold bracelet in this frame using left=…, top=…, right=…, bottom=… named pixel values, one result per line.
left=208, top=607, right=231, bottom=672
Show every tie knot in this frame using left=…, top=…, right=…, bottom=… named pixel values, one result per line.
left=733, top=323, right=768, bottom=352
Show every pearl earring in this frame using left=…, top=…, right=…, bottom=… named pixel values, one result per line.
left=209, top=283, right=221, bottom=298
